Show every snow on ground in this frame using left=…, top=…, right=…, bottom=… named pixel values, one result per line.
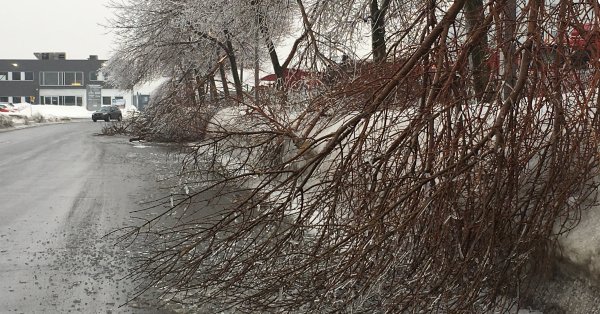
left=15, top=103, right=93, bottom=119
left=0, top=103, right=139, bottom=127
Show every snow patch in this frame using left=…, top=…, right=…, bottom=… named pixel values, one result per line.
left=11, top=103, right=94, bottom=119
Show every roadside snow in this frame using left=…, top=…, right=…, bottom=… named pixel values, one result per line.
left=0, top=103, right=139, bottom=127
left=31, top=104, right=91, bottom=118
left=6, top=103, right=93, bottom=119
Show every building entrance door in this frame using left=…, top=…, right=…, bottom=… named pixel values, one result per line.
left=43, top=96, right=59, bottom=105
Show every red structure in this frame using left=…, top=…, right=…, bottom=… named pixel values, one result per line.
left=568, top=24, right=600, bottom=51
left=260, top=68, right=321, bottom=89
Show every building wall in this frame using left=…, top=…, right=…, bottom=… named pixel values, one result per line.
left=39, top=88, right=87, bottom=106
left=40, top=89, right=86, bottom=97
left=0, top=57, right=106, bottom=105
left=0, top=55, right=154, bottom=111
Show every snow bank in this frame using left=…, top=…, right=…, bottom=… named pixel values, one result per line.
left=11, top=103, right=94, bottom=119
left=0, top=103, right=140, bottom=129
left=3, top=103, right=139, bottom=122
left=557, top=191, right=600, bottom=279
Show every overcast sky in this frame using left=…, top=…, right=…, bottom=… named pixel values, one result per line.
left=0, top=0, right=115, bottom=60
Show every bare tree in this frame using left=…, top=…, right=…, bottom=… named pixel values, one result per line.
left=106, top=0, right=294, bottom=102
left=107, top=0, right=600, bottom=312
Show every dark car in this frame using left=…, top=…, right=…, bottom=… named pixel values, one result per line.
left=92, top=106, right=122, bottom=122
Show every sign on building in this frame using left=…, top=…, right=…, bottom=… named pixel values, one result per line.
left=86, top=85, right=102, bottom=111
left=112, top=98, right=126, bottom=107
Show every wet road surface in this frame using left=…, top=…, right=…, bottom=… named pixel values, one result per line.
left=0, top=121, right=176, bottom=313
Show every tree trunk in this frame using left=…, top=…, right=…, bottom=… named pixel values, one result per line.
left=252, top=0, right=285, bottom=89
left=194, top=72, right=205, bottom=105
left=370, top=0, right=390, bottom=63
left=219, top=63, right=230, bottom=98
left=209, top=75, right=218, bottom=100
left=501, top=0, right=517, bottom=101
left=265, top=35, right=284, bottom=89
left=240, top=62, right=244, bottom=90
left=464, top=0, right=491, bottom=101
left=224, top=29, right=244, bottom=100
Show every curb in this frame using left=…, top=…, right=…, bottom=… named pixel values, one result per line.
left=0, top=118, right=90, bottom=133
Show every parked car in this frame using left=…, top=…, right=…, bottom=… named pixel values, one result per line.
left=0, top=103, right=16, bottom=113
left=92, top=106, right=122, bottom=122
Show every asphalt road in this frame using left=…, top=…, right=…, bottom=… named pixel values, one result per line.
left=0, top=121, right=175, bottom=313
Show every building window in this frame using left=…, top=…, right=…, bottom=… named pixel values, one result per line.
left=0, top=72, right=32, bottom=81
left=41, top=96, right=59, bottom=105
left=40, top=71, right=83, bottom=86
left=41, top=72, right=60, bottom=86
left=64, top=96, right=82, bottom=106
left=41, top=96, right=83, bottom=106
left=102, top=96, right=111, bottom=106
left=0, top=97, right=8, bottom=102
left=64, top=96, right=76, bottom=106
left=90, top=71, right=98, bottom=81
left=12, top=96, right=21, bottom=103
left=64, top=72, right=83, bottom=86
left=65, top=72, right=75, bottom=85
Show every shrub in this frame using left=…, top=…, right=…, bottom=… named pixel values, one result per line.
left=101, top=120, right=131, bottom=135
left=31, top=113, right=46, bottom=123
left=0, top=115, right=13, bottom=128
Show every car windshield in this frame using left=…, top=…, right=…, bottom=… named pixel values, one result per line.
left=97, top=107, right=111, bottom=112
